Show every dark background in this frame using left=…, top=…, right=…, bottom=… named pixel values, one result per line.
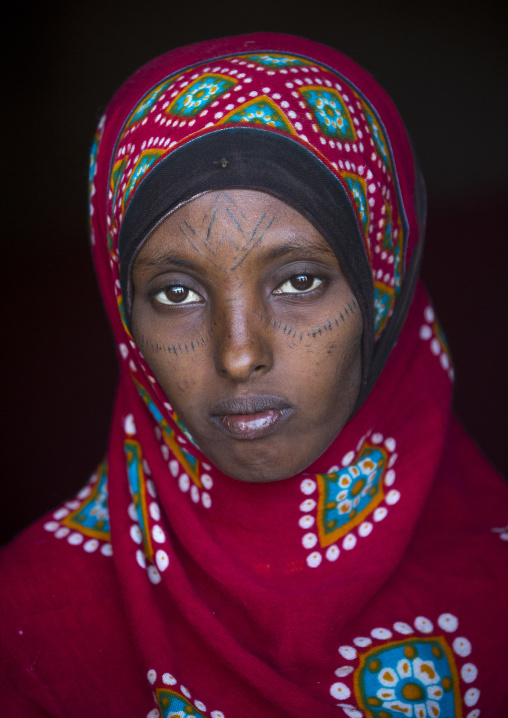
left=3, top=1, right=507, bottom=545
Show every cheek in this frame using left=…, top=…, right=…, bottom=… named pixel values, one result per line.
left=145, top=350, right=207, bottom=401
left=298, top=324, right=362, bottom=419
left=132, top=306, right=212, bottom=398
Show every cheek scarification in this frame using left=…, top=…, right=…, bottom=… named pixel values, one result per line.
left=252, top=296, right=360, bottom=343
left=137, top=329, right=212, bottom=356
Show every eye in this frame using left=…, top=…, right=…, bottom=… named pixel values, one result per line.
left=152, top=285, right=202, bottom=305
left=273, top=273, right=324, bottom=295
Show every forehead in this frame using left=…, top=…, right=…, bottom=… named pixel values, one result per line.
left=165, top=189, right=318, bottom=230
left=137, top=189, right=336, bottom=271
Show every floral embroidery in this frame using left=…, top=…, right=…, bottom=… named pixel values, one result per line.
left=300, top=87, right=356, bottom=140
left=355, top=637, right=459, bottom=717
left=110, top=155, right=130, bottom=215
left=374, top=284, right=395, bottom=337
left=342, top=172, right=370, bottom=237
left=122, top=417, right=170, bottom=582
left=362, top=103, right=392, bottom=173
left=166, top=74, right=237, bottom=117
left=299, top=431, right=398, bottom=567
left=88, top=114, right=105, bottom=247
left=146, top=668, right=226, bottom=718
left=43, top=464, right=113, bottom=557
left=135, top=378, right=203, bottom=484
left=122, top=148, right=165, bottom=211
left=125, top=439, right=155, bottom=562
left=238, top=53, right=315, bottom=69
left=331, top=613, right=479, bottom=718
left=127, top=78, right=175, bottom=127
left=219, top=96, right=295, bottom=133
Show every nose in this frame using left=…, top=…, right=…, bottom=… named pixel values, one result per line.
left=214, top=302, right=273, bottom=382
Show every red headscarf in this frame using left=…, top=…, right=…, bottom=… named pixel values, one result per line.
left=2, top=33, right=507, bottom=718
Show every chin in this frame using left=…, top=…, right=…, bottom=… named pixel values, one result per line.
left=224, top=466, right=296, bottom=483
left=210, top=446, right=316, bottom=483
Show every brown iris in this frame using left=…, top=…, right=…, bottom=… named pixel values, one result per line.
left=290, top=274, right=315, bottom=291
left=164, top=285, right=189, bottom=303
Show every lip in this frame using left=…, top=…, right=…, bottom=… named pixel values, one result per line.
left=210, top=395, right=295, bottom=440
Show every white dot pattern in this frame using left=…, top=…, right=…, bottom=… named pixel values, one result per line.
left=297, top=429, right=398, bottom=567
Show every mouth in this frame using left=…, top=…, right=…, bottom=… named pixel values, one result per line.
left=210, top=395, right=295, bottom=440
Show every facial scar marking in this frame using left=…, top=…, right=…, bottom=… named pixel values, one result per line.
left=224, top=193, right=246, bottom=217
left=184, top=219, right=196, bottom=235
left=178, top=224, right=202, bottom=254
left=206, top=208, right=218, bottom=245
left=225, top=207, right=244, bottom=238
left=178, top=223, right=228, bottom=273
left=231, top=215, right=275, bottom=271
left=247, top=212, right=267, bottom=245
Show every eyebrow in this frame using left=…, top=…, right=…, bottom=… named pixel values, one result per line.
left=260, top=238, right=336, bottom=263
left=134, top=252, right=198, bottom=271
left=134, top=236, right=335, bottom=273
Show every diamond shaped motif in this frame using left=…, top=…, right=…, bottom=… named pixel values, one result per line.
left=167, top=74, right=237, bottom=117
left=300, top=87, right=356, bottom=140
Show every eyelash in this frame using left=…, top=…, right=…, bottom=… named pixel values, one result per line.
left=151, top=272, right=324, bottom=306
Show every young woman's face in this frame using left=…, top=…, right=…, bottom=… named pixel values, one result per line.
left=131, top=190, right=363, bottom=482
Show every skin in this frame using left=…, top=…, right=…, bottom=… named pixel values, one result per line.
left=131, top=189, right=363, bottom=482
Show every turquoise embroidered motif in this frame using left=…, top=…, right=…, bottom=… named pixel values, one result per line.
left=134, top=379, right=202, bottom=487
left=125, top=439, right=153, bottom=560
left=355, top=637, right=460, bottom=718
left=363, top=104, right=392, bottom=172
left=62, top=463, right=111, bottom=541
left=240, top=53, right=313, bottom=69
left=343, top=174, right=369, bottom=236
left=374, top=284, right=395, bottom=337
left=110, top=155, right=129, bottom=214
left=123, top=148, right=165, bottom=210
left=128, top=79, right=173, bottom=126
left=316, top=445, right=386, bottom=546
left=167, top=74, right=237, bottom=117
left=156, top=687, right=206, bottom=717
left=221, top=96, right=295, bottom=133
left=300, top=87, right=356, bottom=140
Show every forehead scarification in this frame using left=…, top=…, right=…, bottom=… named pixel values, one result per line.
left=141, top=191, right=309, bottom=275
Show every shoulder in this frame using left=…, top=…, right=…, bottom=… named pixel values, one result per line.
left=414, top=415, right=508, bottom=569
left=1, top=507, right=118, bottom=620
left=0, top=512, right=143, bottom=716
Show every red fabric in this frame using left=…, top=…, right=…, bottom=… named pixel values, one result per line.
left=1, top=34, right=507, bottom=718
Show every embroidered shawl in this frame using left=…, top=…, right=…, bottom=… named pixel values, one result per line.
left=1, top=33, right=507, bottom=718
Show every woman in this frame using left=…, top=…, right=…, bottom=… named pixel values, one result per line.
left=1, top=33, right=506, bottom=718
